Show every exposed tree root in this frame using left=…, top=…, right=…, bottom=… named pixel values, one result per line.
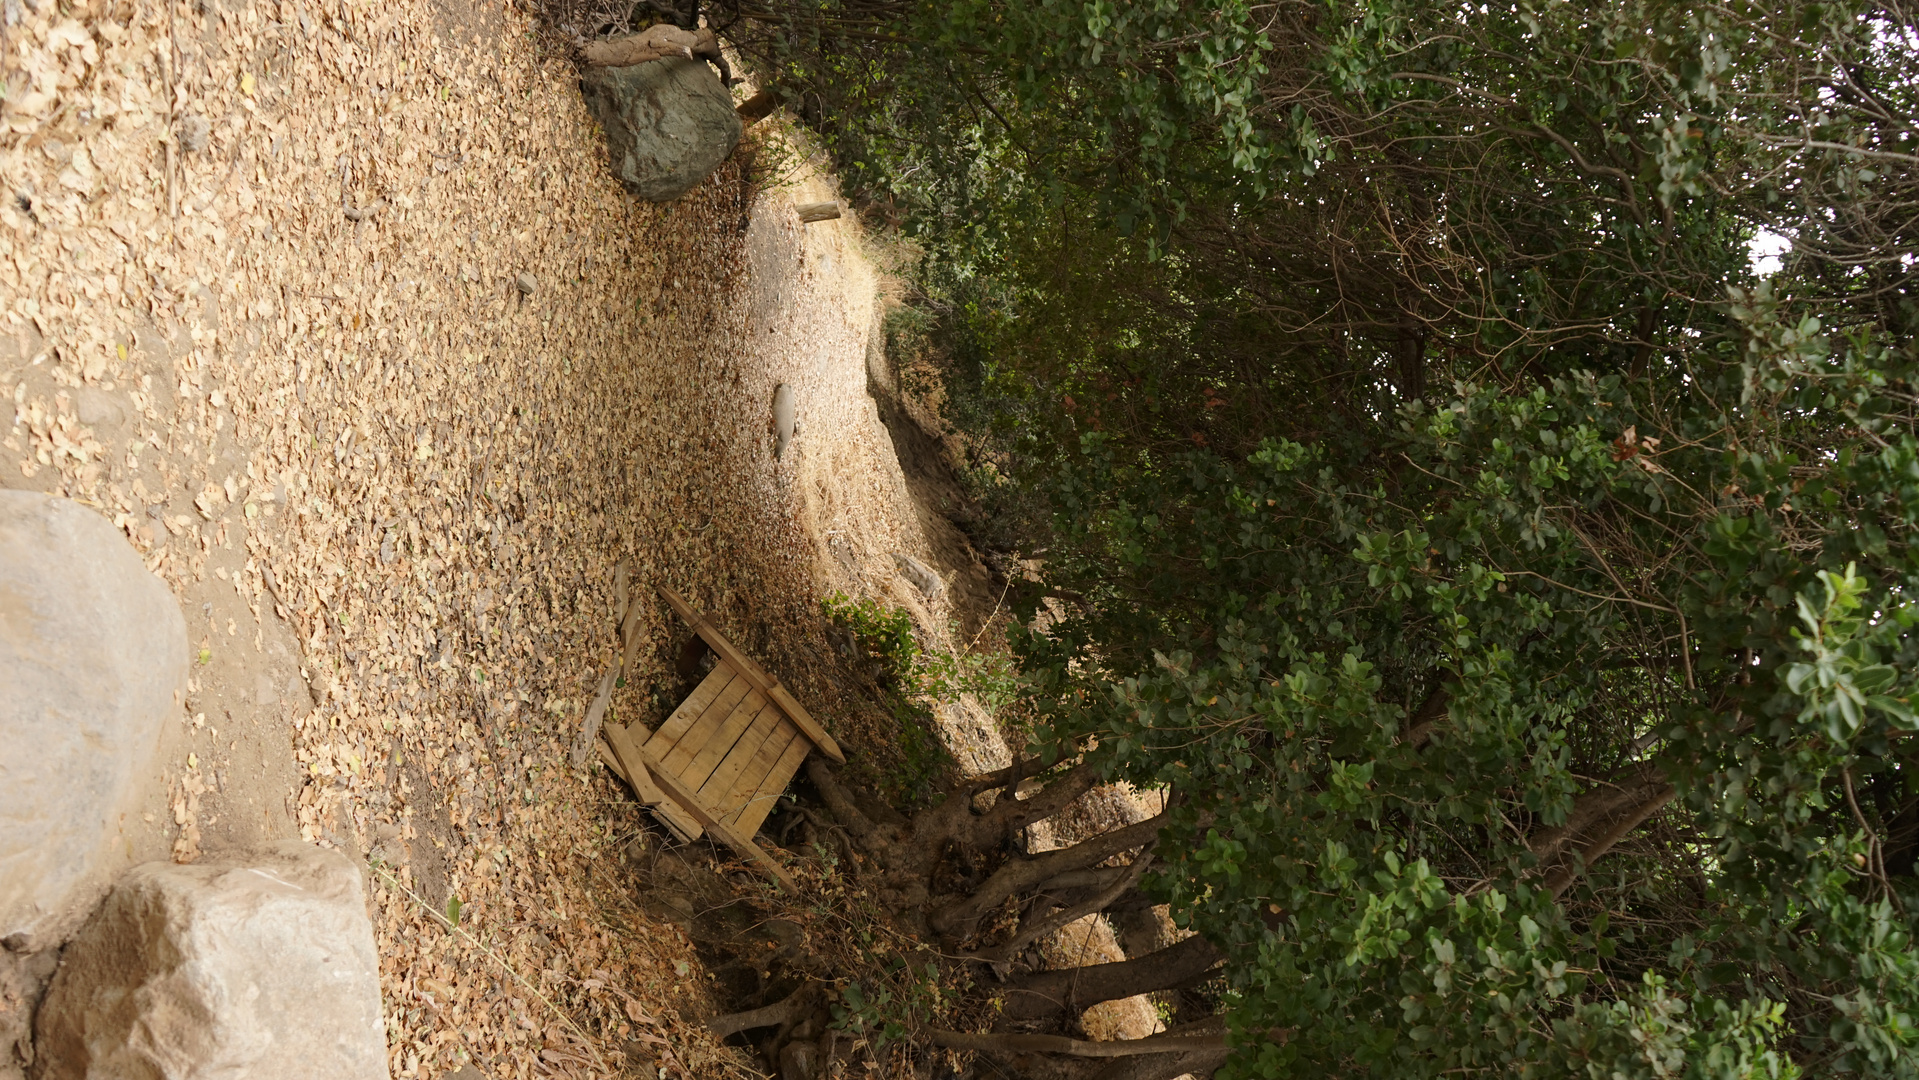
left=929, top=1025, right=1225, bottom=1057
left=708, top=984, right=815, bottom=1039
left=689, top=752, right=1225, bottom=1079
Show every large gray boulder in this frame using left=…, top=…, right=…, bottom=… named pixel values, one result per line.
left=581, top=57, right=741, bottom=202
left=33, top=844, right=388, bottom=1080
left=0, top=492, right=186, bottom=950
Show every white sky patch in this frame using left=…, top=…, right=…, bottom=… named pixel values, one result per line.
left=1749, top=229, right=1790, bottom=275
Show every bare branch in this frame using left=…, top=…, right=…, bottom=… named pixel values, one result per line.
left=1001, top=934, right=1223, bottom=1021
left=970, top=855, right=1154, bottom=964
left=708, top=984, right=813, bottom=1039
left=928, top=1026, right=1226, bottom=1058
left=931, top=808, right=1169, bottom=939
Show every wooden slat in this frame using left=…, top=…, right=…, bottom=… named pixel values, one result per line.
left=716, top=721, right=799, bottom=823
left=726, top=723, right=811, bottom=841
left=659, top=683, right=761, bottom=777
left=680, top=695, right=775, bottom=792
left=577, top=599, right=646, bottom=760
left=657, top=696, right=734, bottom=775
left=697, top=707, right=785, bottom=811
left=595, top=736, right=626, bottom=780
left=601, top=724, right=700, bottom=842
left=631, top=743, right=798, bottom=893
left=649, top=665, right=737, bottom=753
left=604, top=724, right=667, bottom=806
left=659, top=587, right=845, bottom=763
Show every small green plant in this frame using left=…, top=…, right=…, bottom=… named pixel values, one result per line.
left=885, top=695, right=948, bottom=808
left=822, top=591, right=921, bottom=684
left=829, top=958, right=952, bottom=1051
left=916, top=618, right=1020, bottom=713
left=822, top=593, right=954, bottom=806
left=823, top=596, right=1020, bottom=707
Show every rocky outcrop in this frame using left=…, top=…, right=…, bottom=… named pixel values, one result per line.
left=580, top=56, right=741, bottom=202
left=33, top=844, right=388, bottom=1080
left=0, top=491, right=186, bottom=950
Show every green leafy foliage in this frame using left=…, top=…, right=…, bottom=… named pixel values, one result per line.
left=744, top=0, right=1919, bottom=1074
left=830, top=957, right=955, bottom=1051
left=821, top=592, right=951, bottom=804
left=823, top=591, right=922, bottom=683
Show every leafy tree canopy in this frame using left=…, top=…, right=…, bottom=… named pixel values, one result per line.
left=720, top=0, right=1919, bottom=1075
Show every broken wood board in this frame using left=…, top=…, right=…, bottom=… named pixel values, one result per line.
left=595, top=588, right=843, bottom=890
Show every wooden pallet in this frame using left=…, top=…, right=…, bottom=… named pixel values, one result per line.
left=597, top=587, right=844, bottom=892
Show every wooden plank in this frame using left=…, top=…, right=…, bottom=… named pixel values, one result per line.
left=595, top=736, right=627, bottom=781
left=648, top=665, right=737, bottom=753
left=659, top=682, right=762, bottom=777
left=696, top=706, right=785, bottom=811
left=604, top=724, right=667, bottom=805
left=680, top=694, right=775, bottom=792
left=727, top=723, right=811, bottom=841
left=659, top=587, right=845, bottom=763
left=601, top=725, right=700, bottom=842
left=633, top=743, right=798, bottom=893
left=716, top=720, right=799, bottom=822
left=652, top=671, right=749, bottom=765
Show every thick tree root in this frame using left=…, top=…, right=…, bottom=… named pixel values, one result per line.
left=929, top=1026, right=1225, bottom=1057
left=708, top=984, right=814, bottom=1039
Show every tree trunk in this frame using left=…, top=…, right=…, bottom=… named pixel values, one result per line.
left=1000, top=933, right=1223, bottom=1022
left=956, top=1019, right=1235, bottom=1080
left=1528, top=762, right=1673, bottom=896
left=930, top=809, right=1168, bottom=941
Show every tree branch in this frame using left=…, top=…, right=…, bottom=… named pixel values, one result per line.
left=972, top=757, right=1109, bottom=845
left=805, top=758, right=880, bottom=843
left=1529, top=762, right=1674, bottom=897
left=707, top=984, right=812, bottom=1039
left=1001, top=933, right=1222, bottom=1021
left=931, top=809, right=1169, bottom=939
left=1399, top=683, right=1450, bottom=748
left=971, top=855, right=1154, bottom=964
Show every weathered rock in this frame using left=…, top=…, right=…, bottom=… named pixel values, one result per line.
left=2, top=946, right=59, bottom=1080
left=33, top=844, right=388, bottom=1080
left=0, top=492, right=186, bottom=948
left=772, top=383, right=796, bottom=458
left=893, top=551, right=944, bottom=601
left=175, top=113, right=210, bottom=154
left=72, top=390, right=125, bottom=432
left=580, top=57, right=740, bottom=202
left=778, top=1040, right=817, bottom=1080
